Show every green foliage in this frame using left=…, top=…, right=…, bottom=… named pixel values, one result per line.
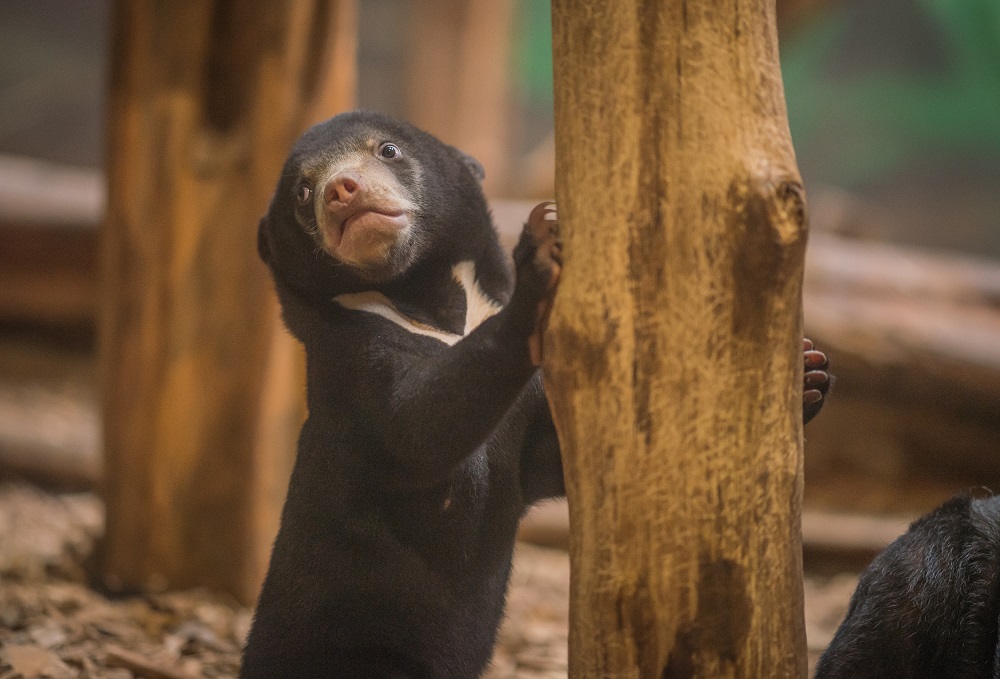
left=510, top=0, right=1000, bottom=189
left=782, top=0, right=1000, bottom=186
left=514, top=0, right=554, bottom=105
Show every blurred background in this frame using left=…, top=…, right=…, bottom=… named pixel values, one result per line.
left=0, top=1, right=998, bottom=677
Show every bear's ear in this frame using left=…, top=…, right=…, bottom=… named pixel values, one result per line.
left=450, top=146, right=485, bottom=182
left=257, top=216, right=272, bottom=265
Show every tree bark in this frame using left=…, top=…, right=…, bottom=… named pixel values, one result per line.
left=547, top=2, right=808, bottom=677
left=99, top=0, right=354, bottom=604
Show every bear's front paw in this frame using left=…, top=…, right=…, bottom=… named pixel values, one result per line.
left=803, top=338, right=831, bottom=425
left=512, top=201, right=561, bottom=366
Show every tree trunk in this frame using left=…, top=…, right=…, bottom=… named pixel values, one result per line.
left=99, top=0, right=355, bottom=604
left=546, top=2, right=808, bottom=677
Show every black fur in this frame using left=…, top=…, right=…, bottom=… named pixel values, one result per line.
left=243, top=111, right=830, bottom=678
left=243, top=112, right=561, bottom=679
left=816, top=494, right=1000, bottom=678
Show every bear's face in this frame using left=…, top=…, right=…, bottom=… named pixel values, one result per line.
left=260, top=112, right=487, bottom=291
left=292, top=126, right=423, bottom=278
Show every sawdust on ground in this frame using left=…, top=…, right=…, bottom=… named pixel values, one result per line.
left=0, top=483, right=855, bottom=678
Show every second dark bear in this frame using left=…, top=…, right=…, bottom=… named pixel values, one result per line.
left=816, top=494, right=1000, bottom=679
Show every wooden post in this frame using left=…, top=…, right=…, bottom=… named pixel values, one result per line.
left=99, top=0, right=355, bottom=604
left=404, top=0, right=516, bottom=195
left=547, top=2, right=808, bottom=677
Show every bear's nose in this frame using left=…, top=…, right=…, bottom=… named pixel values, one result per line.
left=325, top=173, right=363, bottom=206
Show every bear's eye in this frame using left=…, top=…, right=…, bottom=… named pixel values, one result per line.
left=378, top=143, right=401, bottom=160
left=296, top=183, right=312, bottom=204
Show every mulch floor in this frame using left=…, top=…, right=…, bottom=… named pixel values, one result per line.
left=0, top=483, right=858, bottom=678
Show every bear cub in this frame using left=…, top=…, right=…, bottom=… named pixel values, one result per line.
left=241, top=111, right=831, bottom=678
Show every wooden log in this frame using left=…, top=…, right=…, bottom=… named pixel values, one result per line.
left=547, top=2, right=809, bottom=676
left=805, top=232, right=1000, bottom=381
left=404, top=0, right=515, bottom=196
left=802, top=231, right=1000, bottom=501
left=0, top=156, right=101, bottom=327
left=0, top=155, right=104, bottom=227
left=99, top=0, right=354, bottom=604
left=0, top=224, right=98, bottom=328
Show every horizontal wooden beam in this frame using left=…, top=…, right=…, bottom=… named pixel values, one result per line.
left=0, top=155, right=103, bottom=227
